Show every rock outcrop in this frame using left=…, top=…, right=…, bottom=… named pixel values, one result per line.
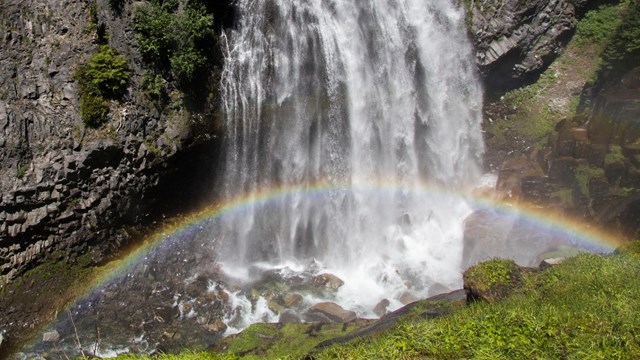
left=0, top=0, right=227, bottom=285
left=467, top=0, right=590, bottom=92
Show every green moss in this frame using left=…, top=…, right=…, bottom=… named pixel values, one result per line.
left=575, top=165, right=605, bottom=197
left=605, top=145, right=625, bottom=166
left=216, top=321, right=370, bottom=359
left=550, top=187, right=574, bottom=207
left=115, top=350, right=237, bottom=360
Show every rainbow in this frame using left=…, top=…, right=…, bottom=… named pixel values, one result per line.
left=25, top=179, right=623, bottom=351
left=82, top=179, right=622, bottom=294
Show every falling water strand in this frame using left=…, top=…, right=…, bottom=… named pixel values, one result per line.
left=219, top=0, right=484, bottom=315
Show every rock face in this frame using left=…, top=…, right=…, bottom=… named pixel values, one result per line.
left=0, top=0, right=226, bottom=285
left=467, top=0, right=589, bottom=92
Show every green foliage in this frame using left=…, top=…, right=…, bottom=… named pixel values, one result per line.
left=599, top=0, right=640, bottom=75
left=133, top=0, right=214, bottom=83
left=317, top=253, right=640, bottom=359
left=573, top=4, right=623, bottom=47
left=79, top=92, right=109, bottom=128
left=605, top=145, right=626, bottom=166
left=142, top=71, right=167, bottom=99
left=77, top=46, right=131, bottom=97
left=75, top=46, right=130, bottom=127
left=86, top=0, right=99, bottom=33
left=575, top=165, right=605, bottom=197
left=464, top=259, right=520, bottom=291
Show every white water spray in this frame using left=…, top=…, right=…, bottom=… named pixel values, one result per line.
left=219, top=0, right=483, bottom=315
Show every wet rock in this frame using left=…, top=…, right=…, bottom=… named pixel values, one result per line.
left=305, top=302, right=356, bottom=323
left=398, top=292, right=418, bottom=305
left=278, top=310, right=302, bottom=323
left=205, top=319, right=227, bottom=333
left=539, top=257, right=566, bottom=270
left=42, top=330, right=60, bottom=343
left=283, top=293, right=304, bottom=308
left=311, top=273, right=344, bottom=291
left=372, top=299, right=390, bottom=317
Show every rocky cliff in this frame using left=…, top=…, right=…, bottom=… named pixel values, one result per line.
left=0, top=0, right=228, bottom=285
left=467, top=0, right=590, bottom=92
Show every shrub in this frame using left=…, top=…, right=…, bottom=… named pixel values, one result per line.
left=133, top=0, right=213, bottom=83
left=75, top=46, right=131, bottom=127
left=79, top=92, right=110, bottom=128
left=77, top=46, right=131, bottom=97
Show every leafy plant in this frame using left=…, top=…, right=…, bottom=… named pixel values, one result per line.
left=75, top=46, right=130, bottom=127
left=133, top=0, right=214, bottom=83
left=79, top=92, right=110, bottom=128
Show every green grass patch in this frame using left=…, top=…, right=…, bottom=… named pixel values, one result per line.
left=317, top=253, right=640, bottom=359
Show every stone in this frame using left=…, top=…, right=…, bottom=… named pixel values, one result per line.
left=42, top=330, right=60, bottom=343
left=372, top=299, right=390, bottom=317
left=398, top=292, right=418, bottom=305
left=283, top=293, right=303, bottom=308
left=305, top=302, right=356, bottom=323
left=539, top=257, right=566, bottom=270
left=205, top=319, right=227, bottom=333
left=278, top=310, right=302, bottom=323
left=311, top=273, right=344, bottom=291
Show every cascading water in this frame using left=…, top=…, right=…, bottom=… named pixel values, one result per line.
left=218, top=0, right=484, bottom=314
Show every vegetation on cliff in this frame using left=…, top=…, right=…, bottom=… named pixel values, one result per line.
left=133, top=0, right=215, bottom=86
left=75, top=46, right=131, bottom=127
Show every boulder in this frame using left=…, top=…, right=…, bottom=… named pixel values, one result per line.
left=278, top=310, right=302, bottom=323
left=398, top=292, right=419, bottom=305
left=304, top=302, right=356, bottom=323
left=283, top=293, right=304, bottom=308
left=539, top=257, right=566, bottom=270
left=205, top=319, right=227, bottom=333
left=311, top=273, right=344, bottom=291
left=463, top=259, right=524, bottom=303
left=372, top=299, right=390, bottom=317
left=42, top=330, right=60, bottom=343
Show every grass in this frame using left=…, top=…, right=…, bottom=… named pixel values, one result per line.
left=317, top=253, right=640, bottom=359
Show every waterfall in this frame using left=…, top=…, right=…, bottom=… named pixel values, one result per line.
left=219, top=0, right=483, bottom=312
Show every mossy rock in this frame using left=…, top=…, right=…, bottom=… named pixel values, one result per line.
left=463, top=259, right=524, bottom=303
left=211, top=321, right=372, bottom=359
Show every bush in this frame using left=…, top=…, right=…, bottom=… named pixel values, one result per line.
left=75, top=46, right=130, bottom=127
left=133, top=0, right=213, bottom=83
left=77, top=46, right=131, bottom=97
left=79, top=92, right=109, bottom=128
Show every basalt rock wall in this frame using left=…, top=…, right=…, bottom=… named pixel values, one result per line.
left=0, top=0, right=232, bottom=285
left=467, top=0, right=592, bottom=93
